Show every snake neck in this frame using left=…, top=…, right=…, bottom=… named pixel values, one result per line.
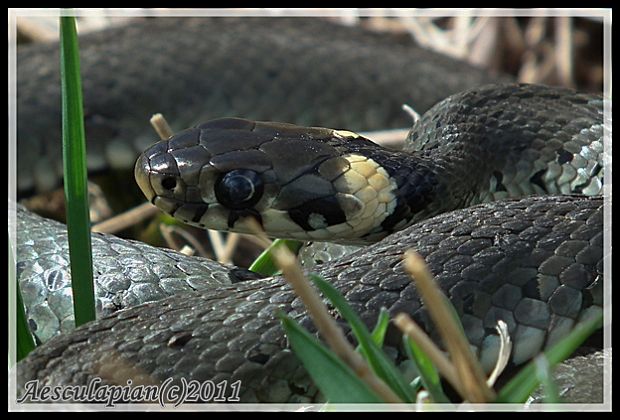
left=344, top=141, right=487, bottom=240
left=281, top=136, right=488, bottom=242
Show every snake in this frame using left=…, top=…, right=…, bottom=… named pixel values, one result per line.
left=12, top=17, right=606, bottom=404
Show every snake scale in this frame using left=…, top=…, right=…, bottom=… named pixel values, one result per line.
left=13, top=17, right=605, bottom=404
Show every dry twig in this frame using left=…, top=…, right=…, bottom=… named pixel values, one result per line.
left=150, top=113, right=174, bottom=139
left=91, top=202, right=159, bottom=234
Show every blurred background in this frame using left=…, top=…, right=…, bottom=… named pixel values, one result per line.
left=16, top=10, right=605, bottom=93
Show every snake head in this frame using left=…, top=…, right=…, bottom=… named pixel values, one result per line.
left=135, top=118, right=398, bottom=243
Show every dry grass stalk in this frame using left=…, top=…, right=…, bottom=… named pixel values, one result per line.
left=159, top=224, right=211, bottom=257
left=555, top=17, right=575, bottom=87
left=403, top=250, right=495, bottom=402
left=206, top=229, right=227, bottom=262
left=393, top=313, right=464, bottom=396
left=486, top=320, right=512, bottom=387
left=219, top=232, right=241, bottom=264
left=359, top=128, right=409, bottom=148
left=91, top=202, right=159, bottom=234
left=272, top=243, right=403, bottom=403
left=150, top=113, right=174, bottom=140
left=179, top=245, right=195, bottom=256
left=401, top=104, right=421, bottom=125
left=243, top=217, right=402, bottom=403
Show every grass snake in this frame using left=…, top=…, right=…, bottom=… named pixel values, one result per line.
left=13, top=17, right=605, bottom=403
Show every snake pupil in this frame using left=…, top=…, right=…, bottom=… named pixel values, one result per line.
left=215, top=169, right=263, bottom=210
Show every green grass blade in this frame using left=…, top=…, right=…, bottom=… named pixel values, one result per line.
left=10, top=236, right=36, bottom=362
left=310, top=274, right=414, bottom=403
left=60, top=15, right=96, bottom=326
left=279, top=313, right=383, bottom=403
left=496, top=312, right=603, bottom=403
left=16, top=279, right=36, bottom=362
left=249, top=239, right=303, bottom=276
left=355, top=307, right=389, bottom=351
left=533, top=355, right=561, bottom=403
left=370, top=307, right=390, bottom=346
left=403, top=336, right=450, bottom=403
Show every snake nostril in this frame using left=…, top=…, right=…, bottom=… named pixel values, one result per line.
left=161, top=177, right=177, bottom=190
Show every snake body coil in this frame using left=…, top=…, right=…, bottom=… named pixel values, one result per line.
left=14, top=17, right=605, bottom=403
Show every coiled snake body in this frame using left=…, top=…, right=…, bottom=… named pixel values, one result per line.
left=14, top=17, right=605, bottom=403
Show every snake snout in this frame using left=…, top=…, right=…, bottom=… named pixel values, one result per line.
left=134, top=153, right=156, bottom=202
left=134, top=139, right=192, bottom=211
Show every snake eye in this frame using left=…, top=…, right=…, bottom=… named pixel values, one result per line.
left=214, top=169, right=264, bottom=210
